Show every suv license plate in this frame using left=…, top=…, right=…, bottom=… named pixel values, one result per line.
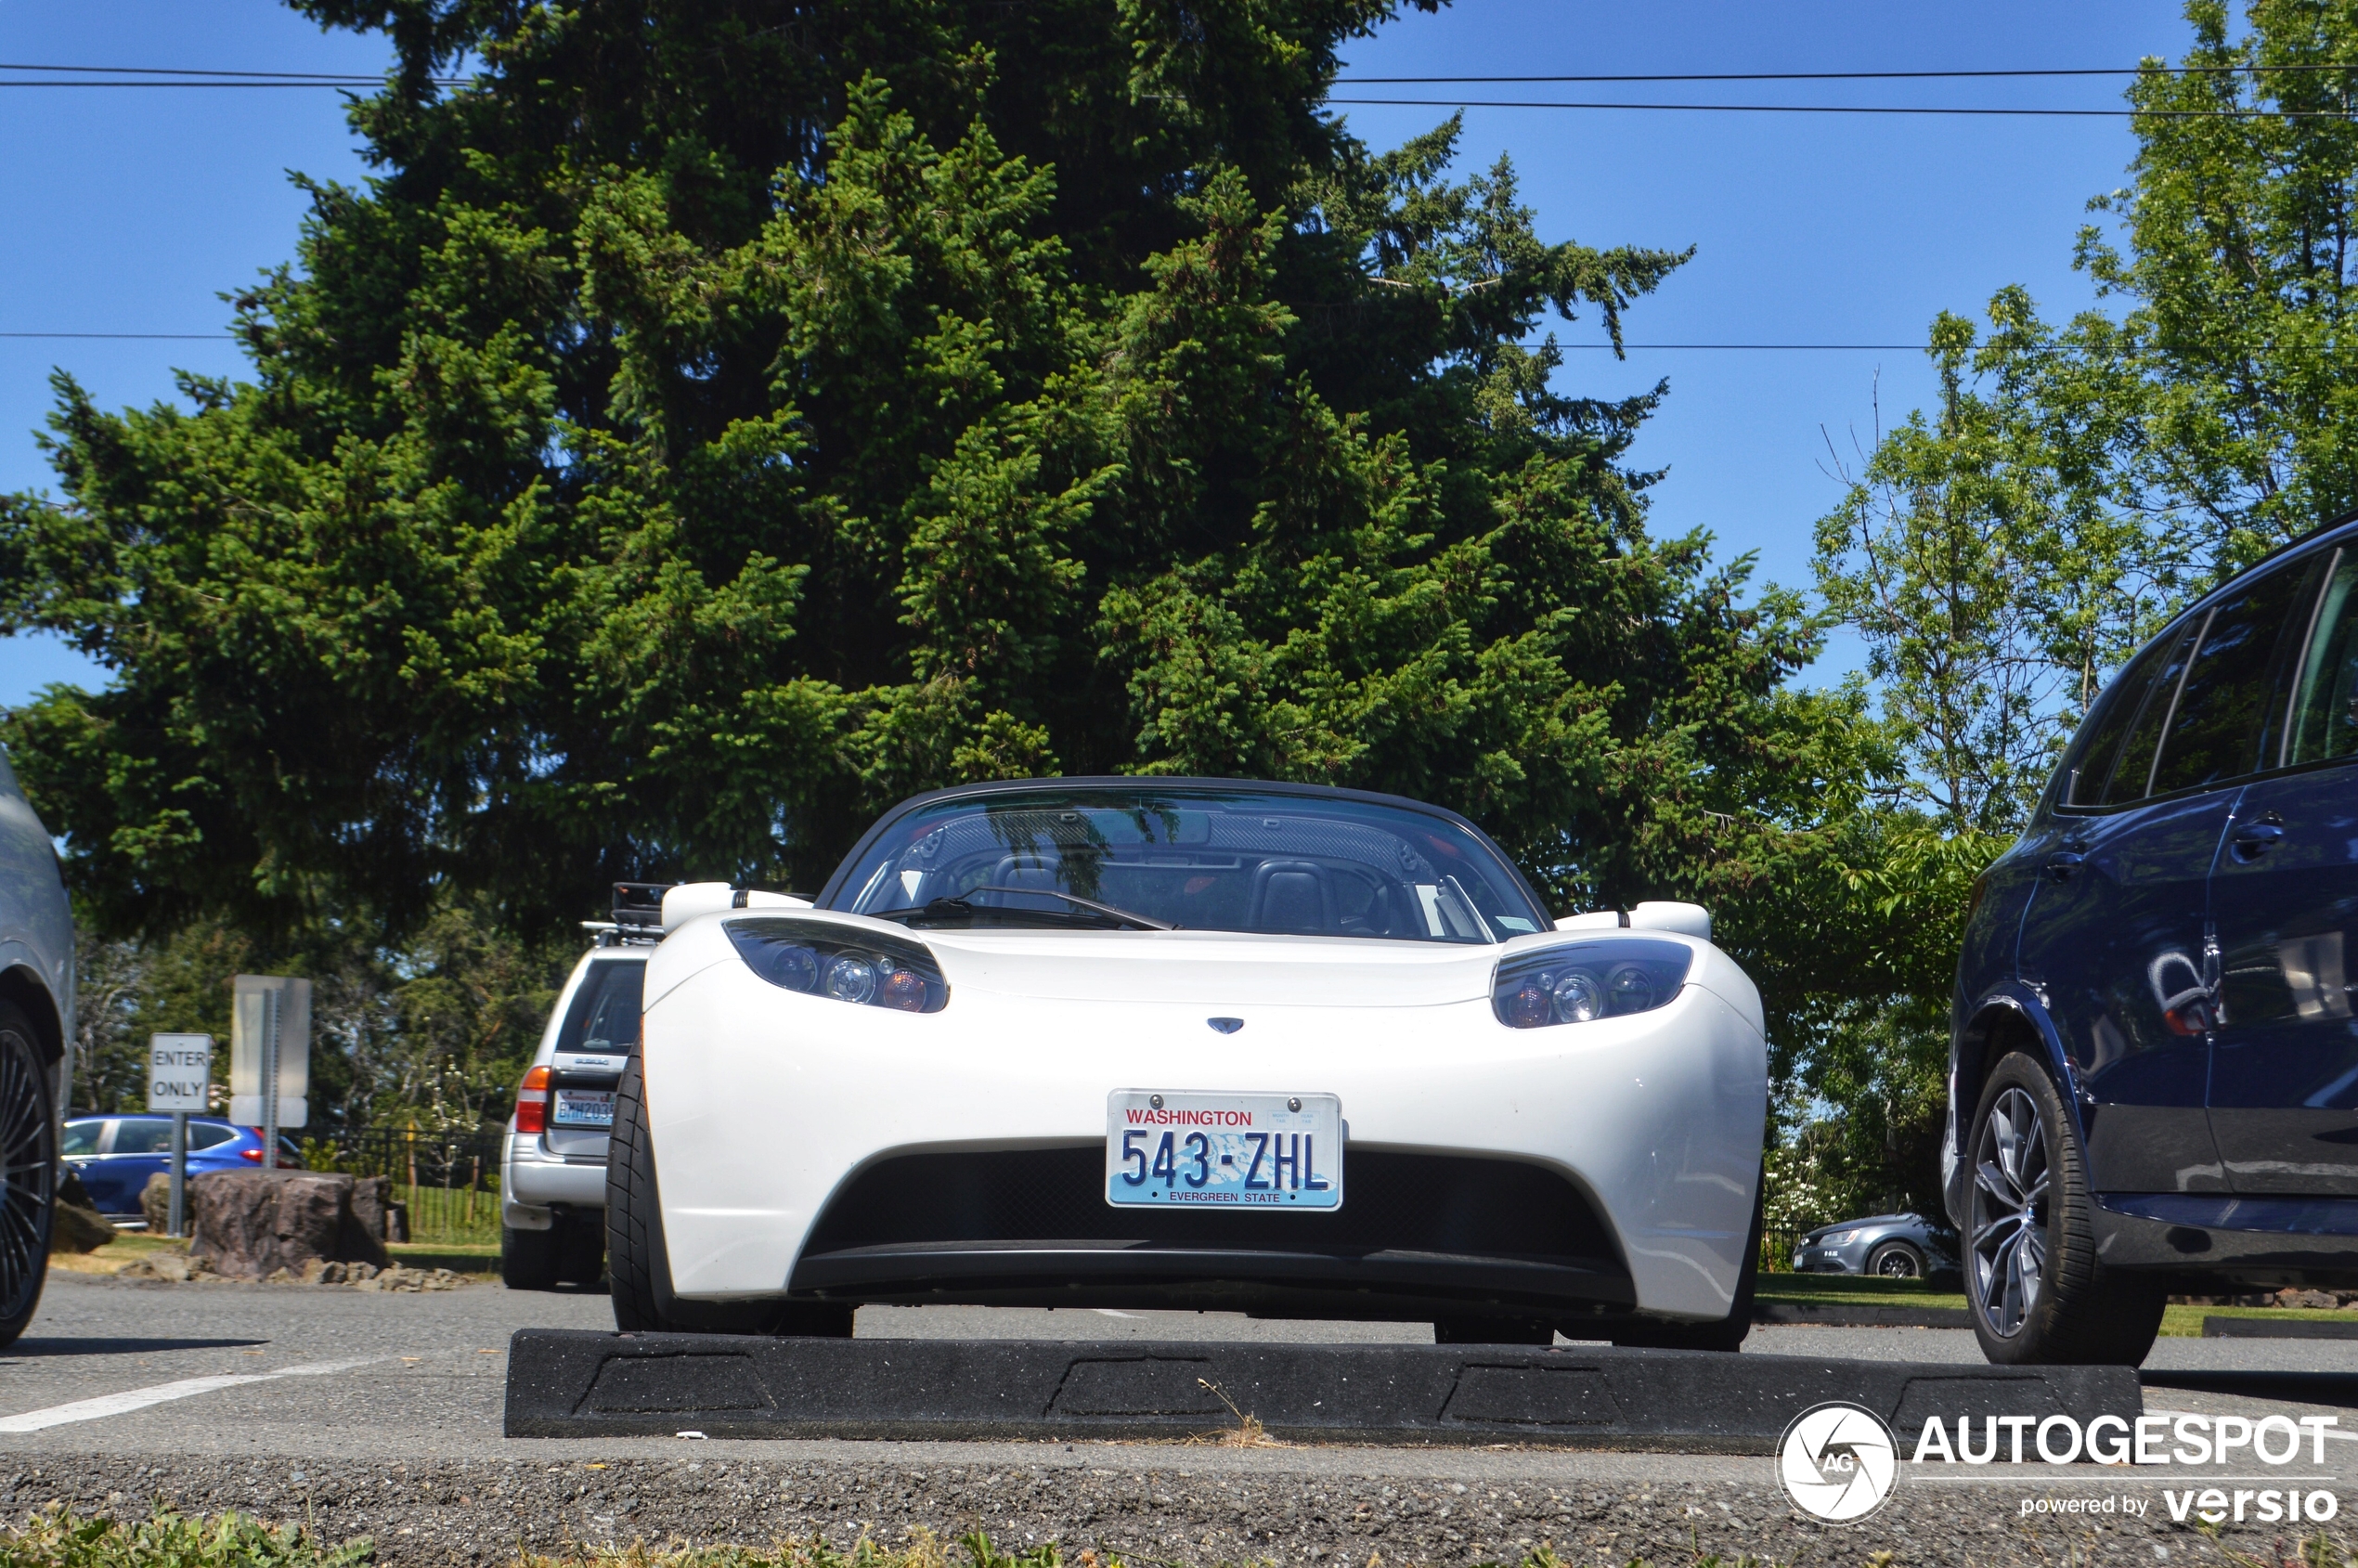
left=551, top=1088, right=615, bottom=1129
left=1105, top=1090, right=1342, bottom=1210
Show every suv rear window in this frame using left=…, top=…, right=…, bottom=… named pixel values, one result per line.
left=2288, top=547, right=2358, bottom=767
left=2147, top=563, right=2312, bottom=796
left=555, top=959, right=644, bottom=1055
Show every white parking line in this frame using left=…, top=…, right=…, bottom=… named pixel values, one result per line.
left=0, top=1357, right=379, bottom=1433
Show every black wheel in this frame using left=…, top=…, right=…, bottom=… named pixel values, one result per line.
left=557, top=1212, right=605, bottom=1286
left=1611, top=1158, right=1762, bottom=1353
left=1965, top=1052, right=2163, bottom=1366
left=1868, top=1240, right=1925, bottom=1279
left=606, top=1056, right=850, bottom=1337
left=0, top=1000, right=53, bottom=1349
left=1433, top=1316, right=1555, bottom=1345
left=500, top=1223, right=560, bottom=1290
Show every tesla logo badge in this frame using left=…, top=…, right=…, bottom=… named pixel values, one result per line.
left=1207, top=1017, right=1244, bottom=1034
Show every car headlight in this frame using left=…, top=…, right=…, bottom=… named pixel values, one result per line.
left=1824, top=1229, right=1859, bottom=1246
left=1491, top=938, right=1693, bottom=1029
left=725, top=917, right=951, bottom=1014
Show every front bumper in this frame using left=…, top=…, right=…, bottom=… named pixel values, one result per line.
left=642, top=956, right=1768, bottom=1322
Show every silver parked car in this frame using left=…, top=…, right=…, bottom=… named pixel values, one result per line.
left=0, top=744, right=72, bottom=1346
left=499, top=884, right=664, bottom=1289
left=1791, top=1212, right=1960, bottom=1281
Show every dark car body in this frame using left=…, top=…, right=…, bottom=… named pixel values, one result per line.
left=63, top=1116, right=304, bottom=1218
left=1948, top=511, right=2358, bottom=1298
left=1792, top=1212, right=1959, bottom=1279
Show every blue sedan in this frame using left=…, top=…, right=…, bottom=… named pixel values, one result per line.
left=63, top=1116, right=306, bottom=1219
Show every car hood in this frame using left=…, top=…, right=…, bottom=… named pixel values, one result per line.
left=647, top=914, right=1756, bottom=1028
left=913, top=928, right=1502, bottom=1006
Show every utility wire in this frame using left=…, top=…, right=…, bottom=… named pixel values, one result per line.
left=1333, top=65, right=2358, bottom=83
left=1327, top=97, right=2355, bottom=118
left=0, top=333, right=235, bottom=341
left=0, top=60, right=468, bottom=86
left=0, top=331, right=1946, bottom=349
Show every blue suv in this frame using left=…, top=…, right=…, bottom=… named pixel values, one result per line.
left=1950, top=512, right=2358, bottom=1366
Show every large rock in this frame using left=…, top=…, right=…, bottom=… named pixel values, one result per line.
left=140, top=1172, right=174, bottom=1236
left=49, top=1171, right=117, bottom=1254
left=188, top=1170, right=393, bottom=1279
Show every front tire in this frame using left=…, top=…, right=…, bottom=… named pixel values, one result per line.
left=1965, top=1052, right=2162, bottom=1366
left=0, top=1002, right=53, bottom=1349
left=1434, top=1316, right=1554, bottom=1345
left=606, top=1056, right=850, bottom=1337
left=1868, top=1240, right=1925, bottom=1279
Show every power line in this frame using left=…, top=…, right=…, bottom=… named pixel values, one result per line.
left=1333, top=65, right=2358, bottom=84
left=0, top=331, right=1944, bottom=349
left=0, top=60, right=467, bottom=86
left=1326, top=97, right=2354, bottom=118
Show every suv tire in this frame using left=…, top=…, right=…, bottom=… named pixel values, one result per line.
left=606, top=1056, right=850, bottom=1337
left=1966, top=1051, right=2163, bottom=1366
left=500, top=1223, right=560, bottom=1290
left=1611, top=1159, right=1763, bottom=1352
left=0, top=1001, right=52, bottom=1349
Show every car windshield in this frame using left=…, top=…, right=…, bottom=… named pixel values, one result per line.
left=827, top=785, right=1548, bottom=943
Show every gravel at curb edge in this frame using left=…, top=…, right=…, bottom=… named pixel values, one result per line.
left=0, top=1453, right=2282, bottom=1567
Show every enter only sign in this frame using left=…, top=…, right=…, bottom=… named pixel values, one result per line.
left=147, top=1034, right=213, bottom=1113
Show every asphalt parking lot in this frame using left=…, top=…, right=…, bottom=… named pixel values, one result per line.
left=5, top=1273, right=2357, bottom=1565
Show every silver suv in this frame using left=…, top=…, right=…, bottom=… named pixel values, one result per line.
left=0, top=744, right=72, bottom=1345
left=499, top=883, right=663, bottom=1289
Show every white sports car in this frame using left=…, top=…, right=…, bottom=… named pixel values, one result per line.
left=608, top=778, right=1768, bottom=1347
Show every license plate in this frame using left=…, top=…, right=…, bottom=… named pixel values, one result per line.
left=551, top=1089, right=615, bottom=1129
left=1106, top=1090, right=1343, bottom=1210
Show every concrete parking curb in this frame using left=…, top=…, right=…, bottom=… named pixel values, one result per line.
left=504, top=1330, right=2140, bottom=1452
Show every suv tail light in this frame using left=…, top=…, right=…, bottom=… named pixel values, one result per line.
left=516, top=1064, right=551, bottom=1134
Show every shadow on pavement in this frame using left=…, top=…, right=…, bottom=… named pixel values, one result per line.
left=2143, top=1369, right=2358, bottom=1407
left=0, top=1337, right=268, bottom=1357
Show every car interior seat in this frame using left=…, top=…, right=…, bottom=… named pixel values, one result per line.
left=1250, top=860, right=1333, bottom=934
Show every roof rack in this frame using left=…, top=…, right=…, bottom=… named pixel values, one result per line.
left=581, top=881, right=678, bottom=946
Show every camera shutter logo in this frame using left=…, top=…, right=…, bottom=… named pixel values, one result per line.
left=1778, top=1402, right=1898, bottom=1523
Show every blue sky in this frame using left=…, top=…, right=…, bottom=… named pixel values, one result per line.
left=0, top=0, right=2200, bottom=707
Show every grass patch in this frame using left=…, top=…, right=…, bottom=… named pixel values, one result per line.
left=1756, top=1275, right=1968, bottom=1311
left=2161, top=1303, right=2358, bottom=1338
left=47, top=1233, right=188, bottom=1276
left=0, top=1507, right=369, bottom=1568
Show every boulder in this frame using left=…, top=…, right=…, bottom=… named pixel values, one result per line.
left=139, top=1173, right=174, bottom=1236
left=50, top=1171, right=118, bottom=1254
left=188, top=1170, right=393, bottom=1279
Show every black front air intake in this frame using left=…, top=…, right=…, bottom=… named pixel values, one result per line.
left=804, top=1146, right=1608, bottom=1256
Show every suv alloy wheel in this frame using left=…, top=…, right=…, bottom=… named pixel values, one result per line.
left=1966, top=1052, right=2163, bottom=1365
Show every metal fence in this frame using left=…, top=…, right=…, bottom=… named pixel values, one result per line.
left=1761, top=1229, right=1802, bottom=1274
left=304, top=1129, right=508, bottom=1246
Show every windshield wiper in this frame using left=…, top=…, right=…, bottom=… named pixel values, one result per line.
left=964, top=886, right=1174, bottom=930
left=866, top=888, right=1173, bottom=931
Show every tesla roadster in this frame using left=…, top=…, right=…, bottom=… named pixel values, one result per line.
left=608, top=778, right=1768, bottom=1346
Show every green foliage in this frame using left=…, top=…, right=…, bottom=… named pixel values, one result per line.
left=0, top=0, right=1874, bottom=1049
left=0, top=1507, right=369, bottom=1568
left=2083, top=0, right=2358, bottom=564
left=1794, top=0, right=2358, bottom=1217
left=64, top=899, right=563, bottom=1131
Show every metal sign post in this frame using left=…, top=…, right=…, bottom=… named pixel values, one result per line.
left=146, top=1033, right=212, bottom=1238
left=230, top=977, right=310, bottom=1170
